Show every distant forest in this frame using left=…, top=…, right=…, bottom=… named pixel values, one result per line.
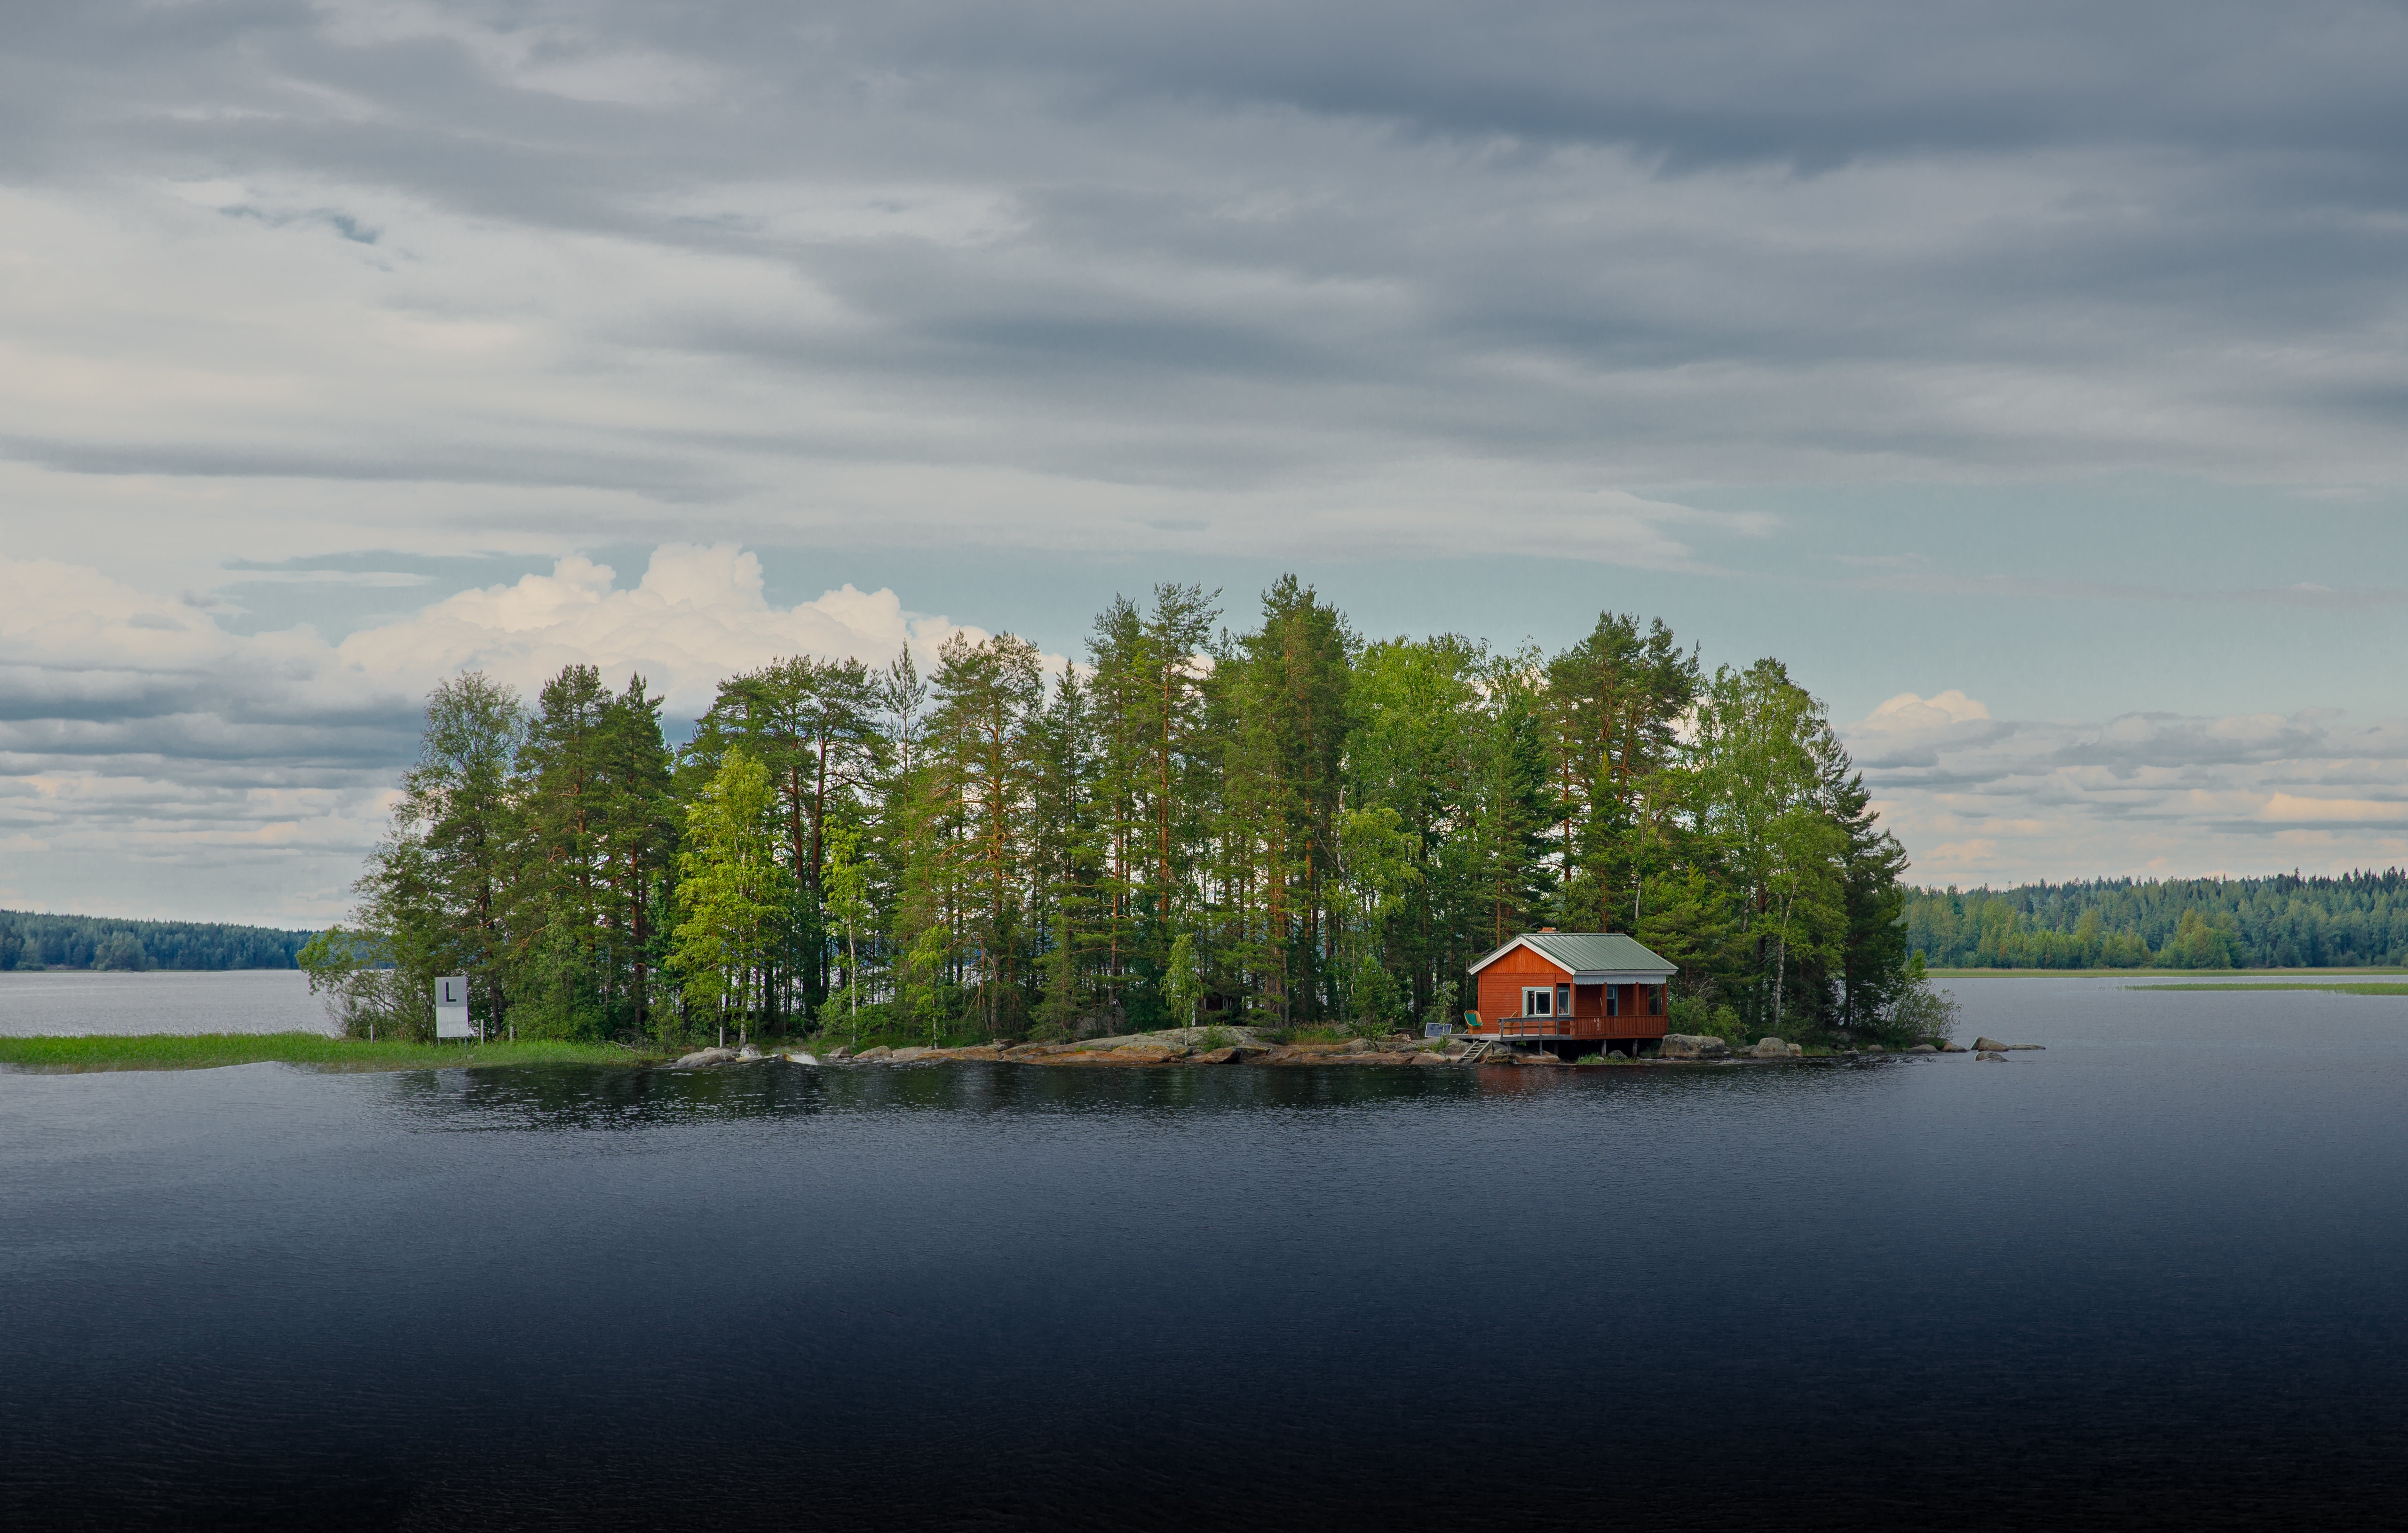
left=0, top=910, right=313, bottom=971
left=1907, top=873, right=2408, bottom=969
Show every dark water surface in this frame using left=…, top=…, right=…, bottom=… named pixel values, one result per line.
left=7, top=978, right=2408, bottom=1531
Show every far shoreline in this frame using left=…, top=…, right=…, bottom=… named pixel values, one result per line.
left=1931, top=966, right=2408, bottom=978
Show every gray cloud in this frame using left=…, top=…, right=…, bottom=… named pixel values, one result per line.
left=6, top=0, right=2408, bottom=544
left=9, top=3, right=2408, bottom=914
left=1849, top=694, right=2408, bottom=882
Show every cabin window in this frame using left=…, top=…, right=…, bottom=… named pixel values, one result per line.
left=1606, top=985, right=1620, bottom=1017
left=1521, top=986, right=1553, bottom=1017
left=1556, top=983, right=1570, bottom=1017
left=1649, top=985, right=1664, bottom=1017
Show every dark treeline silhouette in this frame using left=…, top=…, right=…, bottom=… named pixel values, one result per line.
left=306, top=580, right=1926, bottom=1048
left=0, top=910, right=313, bottom=971
left=1908, top=872, right=2408, bottom=969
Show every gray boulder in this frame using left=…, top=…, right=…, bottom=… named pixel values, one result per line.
left=1939, top=1042, right=1967, bottom=1053
left=1658, top=1034, right=1731, bottom=1059
left=1907, top=1043, right=1937, bottom=1054
left=673, top=1047, right=737, bottom=1068
left=854, top=1045, right=893, bottom=1062
left=1973, top=1037, right=2008, bottom=1052
left=1751, top=1036, right=1790, bottom=1058
left=1977, top=1049, right=2007, bottom=1061
left=783, top=1050, right=820, bottom=1065
left=736, top=1044, right=764, bottom=1061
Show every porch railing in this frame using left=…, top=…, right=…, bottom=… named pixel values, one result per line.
left=1493, top=1016, right=1575, bottom=1038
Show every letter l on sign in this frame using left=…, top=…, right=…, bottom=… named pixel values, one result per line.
left=435, top=975, right=473, bottom=1039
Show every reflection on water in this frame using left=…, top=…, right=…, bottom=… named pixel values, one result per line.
left=386, top=1056, right=1520, bottom=1130
left=8, top=978, right=2408, bottom=1533
left=380, top=1054, right=1878, bottom=1134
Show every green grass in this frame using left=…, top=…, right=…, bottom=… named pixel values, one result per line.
left=2126, top=982, right=2408, bottom=995
left=0, top=1033, right=671, bottom=1073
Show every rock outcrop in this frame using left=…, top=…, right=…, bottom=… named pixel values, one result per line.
left=854, top=1045, right=892, bottom=1062
left=1907, top=1043, right=1936, bottom=1054
left=673, top=1047, right=737, bottom=1068
left=1751, top=1037, right=1790, bottom=1058
left=1658, top=1034, right=1731, bottom=1059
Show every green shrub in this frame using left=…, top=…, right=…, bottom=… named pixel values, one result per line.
left=1864, top=958, right=1961, bottom=1048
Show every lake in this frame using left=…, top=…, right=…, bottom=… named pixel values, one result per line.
left=0, top=968, right=330, bottom=1036
left=5, top=977, right=2407, bottom=1530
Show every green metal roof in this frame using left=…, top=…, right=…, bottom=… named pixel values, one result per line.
left=1468, top=930, right=1676, bottom=978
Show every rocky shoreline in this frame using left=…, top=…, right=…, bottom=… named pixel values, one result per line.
left=670, top=1029, right=2037, bottom=1070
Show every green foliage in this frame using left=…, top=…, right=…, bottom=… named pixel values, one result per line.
left=1669, top=992, right=1749, bottom=1043
left=672, top=746, right=794, bottom=1033
left=1906, top=873, right=2408, bottom=970
left=1164, top=930, right=1203, bottom=1037
left=1862, top=954, right=1960, bottom=1048
left=317, top=580, right=1917, bottom=1051
left=0, top=910, right=309, bottom=971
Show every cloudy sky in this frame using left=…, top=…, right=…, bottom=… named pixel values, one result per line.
left=7, top=0, right=2408, bottom=926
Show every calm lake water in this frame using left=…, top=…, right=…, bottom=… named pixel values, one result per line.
left=6, top=977, right=2407, bottom=1531
left=0, top=968, right=330, bottom=1036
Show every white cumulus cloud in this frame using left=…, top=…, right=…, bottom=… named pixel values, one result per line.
left=0, top=544, right=992, bottom=923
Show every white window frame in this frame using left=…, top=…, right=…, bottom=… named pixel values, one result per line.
left=1521, top=985, right=1554, bottom=1017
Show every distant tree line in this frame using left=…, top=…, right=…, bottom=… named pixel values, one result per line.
left=1908, top=872, right=2408, bottom=969
left=0, top=911, right=312, bottom=971
left=304, top=580, right=1922, bottom=1047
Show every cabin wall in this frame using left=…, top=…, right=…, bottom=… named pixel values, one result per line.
left=1476, top=947, right=1570, bottom=1024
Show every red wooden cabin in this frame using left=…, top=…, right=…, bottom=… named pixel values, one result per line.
left=1465, top=930, right=1676, bottom=1058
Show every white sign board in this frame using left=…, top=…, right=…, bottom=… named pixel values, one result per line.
left=435, top=975, right=473, bottom=1039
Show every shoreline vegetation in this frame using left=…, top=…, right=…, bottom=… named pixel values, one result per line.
left=1934, top=966, right=2408, bottom=978
left=301, top=583, right=1948, bottom=1058
left=1909, top=873, right=2408, bottom=970
left=0, top=1028, right=1940, bottom=1074
left=0, top=910, right=311, bottom=973
left=2127, top=981, right=2408, bottom=994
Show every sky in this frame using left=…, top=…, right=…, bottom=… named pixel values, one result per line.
left=6, top=0, right=2408, bottom=927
